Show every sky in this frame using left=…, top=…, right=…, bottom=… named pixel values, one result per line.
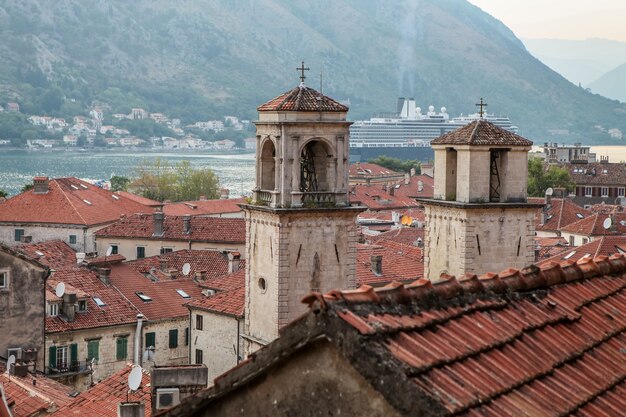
left=467, top=0, right=626, bottom=42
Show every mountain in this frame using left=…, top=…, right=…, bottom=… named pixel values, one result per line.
left=523, top=38, right=626, bottom=86
left=589, top=63, right=626, bottom=103
left=1, top=0, right=626, bottom=142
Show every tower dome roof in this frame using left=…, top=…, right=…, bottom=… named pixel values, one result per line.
left=257, top=85, right=348, bottom=112
left=431, top=119, right=533, bottom=146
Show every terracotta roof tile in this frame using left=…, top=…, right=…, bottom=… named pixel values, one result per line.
left=356, top=241, right=423, bottom=286
left=0, top=371, right=73, bottom=417
left=368, top=227, right=424, bottom=247
left=95, top=214, right=245, bottom=243
left=561, top=162, right=626, bottom=186
left=560, top=212, right=626, bottom=236
left=162, top=198, right=245, bottom=217
left=349, top=163, right=401, bottom=177
left=126, top=250, right=237, bottom=282
left=539, top=236, right=626, bottom=265
left=390, top=175, right=434, bottom=199
left=14, top=240, right=77, bottom=270
left=431, top=120, right=533, bottom=146
left=188, top=270, right=245, bottom=318
left=0, top=178, right=151, bottom=226
left=350, top=184, right=421, bottom=210
left=50, top=364, right=151, bottom=417
left=257, top=85, right=348, bottom=112
left=530, top=198, right=591, bottom=232
left=114, top=191, right=161, bottom=207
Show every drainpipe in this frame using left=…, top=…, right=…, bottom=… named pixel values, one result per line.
left=134, top=314, right=144, bottom=366
left=236, top=319, right=241, bottom=364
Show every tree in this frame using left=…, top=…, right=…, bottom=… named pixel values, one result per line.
left=131, top=159, right=220, bottom=202
left=527, top=157, right=575, bottom=197
left=110, top=176, right=131, bottom=192
left=21, top=184, right=33, bottom=193
left=367, top=156, right=421, bottom=174
left=0, top=189, right=7, bottom=199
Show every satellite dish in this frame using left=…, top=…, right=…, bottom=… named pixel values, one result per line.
left=603, top=217, right=613, bottom=230
left=545, top=187, right=554, bottom=196
left=55, top=282, right=66, bottom=298
left=6, top=355, right=15, bottom=375
left=128, top=366, right=142, bottom=391
left=106, top=246, right=113, bottom=257
left=182, top=263, right=191, bottom=276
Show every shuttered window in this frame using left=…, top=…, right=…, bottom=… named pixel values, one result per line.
left=145, top=332, right=156, bottom=348
left=116, top=337, right=128, bottom=360
left=185, top=328, right=189, bottom=346
left=87, top=340, right=99, bottom=362
left=169, top=329, right=178, bottom=349
left=48, top=346, right=57, bottom=369
left=70, top=343, right=78, bottom=365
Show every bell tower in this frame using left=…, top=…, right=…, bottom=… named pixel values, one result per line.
left=243, top=72, right=363, bottom=354
left=419, top=120, right=543, bottom=281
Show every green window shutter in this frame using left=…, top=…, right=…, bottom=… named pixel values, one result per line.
left=87, top=340, right=99, bottom=362
left=70, top=343, right=78, bottom=364
left=169, top=329, right=178, bottom=349
left=116, top=337, right=128, bottom=360
left=48, top=346, right=57, bottom=369
left=185, top=328, right=189, bottom=346
left=145, top=332, right=156, bottom=348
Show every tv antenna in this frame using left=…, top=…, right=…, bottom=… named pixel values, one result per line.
left=182, top=263, right=191, bottom=276
left=55, top=282, right=66, bottom=298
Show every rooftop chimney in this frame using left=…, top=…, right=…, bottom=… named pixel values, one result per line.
left=158, top=258, right=168, bottom=272
left=404, top=173, right=410, bottom=185
left=134, top=314, right=144, bottom=366
left=97, top=268, right=111, bottom=285
left=389, top=186, right=395, bottom=196
left=371, top=255, right=382, bottom=276
left=20, top=235, right=32, bottom=243
left=220, top=188, right=230, bottom=199
left=421, top=163, right=434, bottom=178
left=118, top=402, right=145, bottom=417
left=153, top=212, right=164, bottom=237
left=199, top=195, right=207, bottom=201
left=182, top=215, right=191, bottom=235
left=33, top=177, right=49, bottom=194
left=228, top=252, right=241, bottom=274
left=62, top=293, right=77, bottom=322
left=195, top=270, right=207, bottom=281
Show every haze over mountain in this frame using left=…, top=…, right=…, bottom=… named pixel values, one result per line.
left=588, top=64, right=626, bottom=103
left=2, top=0, right=626, bottom=142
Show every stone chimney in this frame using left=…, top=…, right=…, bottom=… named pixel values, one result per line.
left=153, top=212, right=164, bottom=237
left=199, top=195, right=207, bottom=201
left=158, top=258, right=168, bottom=272
left=421, top=163, right=434, bottom=178
left=371, top=255, right=382, bottom=276
left=389, top=186, right=395, bottom=196
left=553, top=187, right=566, bottom=198
left=404, top=173, right=410, bottom=185
left=118, top=402, right=145, bottom=417
left=228, top=251, right=241, bottom=274
left=220, top=188, right=230, bottom=199
left=20, top=235, right=32, bottom=243
left=195, top=270, right=207, bottom=281
left=33, top=177, right=49, bottom=194
left=97, top=268, right=111, bottom=285
left=183, top=215, right=192, bottom=235
left=62, top=293, right=77, bottom=322
left=410, top=168, right=416, bottom=177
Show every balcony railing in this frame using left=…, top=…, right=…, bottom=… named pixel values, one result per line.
left=47, top=360, right=92, bottom=377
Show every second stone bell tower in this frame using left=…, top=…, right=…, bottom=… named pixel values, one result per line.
left=242, top=68, right=363, bottom=354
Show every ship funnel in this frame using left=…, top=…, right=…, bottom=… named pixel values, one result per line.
left=397, top=97, right=406, bottom=115
left=407, top=98, right=417, bottom=120
left=400, top=98, right=410, bottom=118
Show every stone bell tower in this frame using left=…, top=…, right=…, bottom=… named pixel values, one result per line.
left=419, top=120, right=543, bottom=281
left=243, top=70, right=363, bottom=354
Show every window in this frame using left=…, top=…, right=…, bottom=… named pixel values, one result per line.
left=601, top=187, right=609, bottom=197
left=145, top=332, right=156, bottom=348
left=69, top=235, right=77, bottom=244
left=569, top=236, right=575, bottom=246
left=619, top=188, right=625, bottom=197
left=196, top=314, right=203, bottom=330
left=195, top=349, right=203, bottom=365
left=49, top=303, right=58, bottom=317
left=176, top=289, right=191, bottom=299
left=136, top=246, right=146, bottom=259
left=185, top=328, right=189, bottom=346
left=93, top=297, right=106, bottom=307
left=77, top=300, right=87, bottom=312
left=87, top=340, right=99, bottom=362
left=169, top=329, right=178, bottom=349
left=14, top=229, right=24, bottom=242
left=585, top=187, right=593, bottom=197
left=110, top=245, right=119, bottom=255
left=0, top=270, right=8, bottom=289
left=582, top=238, right=588, bottom=244
left=136, top=292, right=152, bottom=302
left=160, top=247, right=173, bottom=255
left=116, top=337, right=128, bottom=361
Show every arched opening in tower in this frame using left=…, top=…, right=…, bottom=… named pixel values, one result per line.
left=300, top=140, right=331, bottom=192
left=260, top=140, right=276, bottom=190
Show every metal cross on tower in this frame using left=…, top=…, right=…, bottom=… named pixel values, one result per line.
left=475, top=97, right=488, bottom=118
left=297, top=61, right=310, bottom=83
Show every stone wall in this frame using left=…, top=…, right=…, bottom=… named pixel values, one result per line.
left=95, top=237, right=244, bottom=260
left=0, top=223, right=104, bottom=253
left=142, top=318, right=190, bottom=368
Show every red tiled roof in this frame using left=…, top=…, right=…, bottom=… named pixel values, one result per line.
left=535, top=236, right=569, bottom=260
left=538, top=236, right=626, bottom=265
left=530, top=197, right=590, bottom=232
left=561, top=162, right=626, bottom=186
left=108, top=262, right=204, bottom=321
left=350, top=184, right=421, bottom=211
left=14, top=240, right=77, bottom=270
left=126, top=250, right=238, bottom=282
left=45, top=268, right=140, bottom=333
left=390, top=174, right=434, bottom=199
left=188, top=270, right=245, bottom=318
left=560, top=212, right=626, bottom=236
left=257, top=85, right=348, bottom=112
left=349, top=163, right=401, bottom=177
left=162, top=198, right=245, bottom=217
left=368, top=227, right=424, bottom=247
left=0, top=371, right=73, bottom=417
left=50, top=364, right=151, bottom=417
left=356, top=241, right=423, bottom=286
left=302, top=254, right=626, bottom=416
left=0, top=178, right=151, bottom=226
left=114, top=191, right=161, bottom=206
left=95, top=214, right=245, bottom=243
left=431, top=119, right=533, bottom=146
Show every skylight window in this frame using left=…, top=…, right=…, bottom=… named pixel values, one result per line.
left=563, top=251, right=576, bottom=260
left=80, top=184, right=88, bottom=189
left=176, top=289, right=191, bottom=299
left=576, top=213, right=584, bottom=219
left=83, top=199, right=92, bottom=205
left=136, top=291, right=152, bottom=302
left=71, top=185, right=79, bottom=190
left=35, top=251, right=45, bottom=256
left=112, top=195, right=120, bottom=200
left=93, top=297, right=106, bottom=307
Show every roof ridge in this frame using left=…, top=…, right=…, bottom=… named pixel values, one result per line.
left=302, top=254, right=625, bottom=310
left=54, top=180, right=88, bottom=225
left=468, top=120, right=481, bottom=144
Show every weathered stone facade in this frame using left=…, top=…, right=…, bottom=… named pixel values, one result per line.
left=424, top=203, right=537, bottom=279
left=0, top=223, right=105, bottom=253
left=0, top=246, right=47, bottom=372
left=142, top=318, right=190, bottom=368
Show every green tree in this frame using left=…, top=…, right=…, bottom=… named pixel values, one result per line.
left=0, top=189, right=8, bottom=199
left=367, top=156, right=421, bottom=174
left=110, top=176, right=131, bottom=192
left=527, top=157, right=575, bottom=197
left=131, top=159, right=219, bottom=202
left=21, top=184, right=33, bottom=193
